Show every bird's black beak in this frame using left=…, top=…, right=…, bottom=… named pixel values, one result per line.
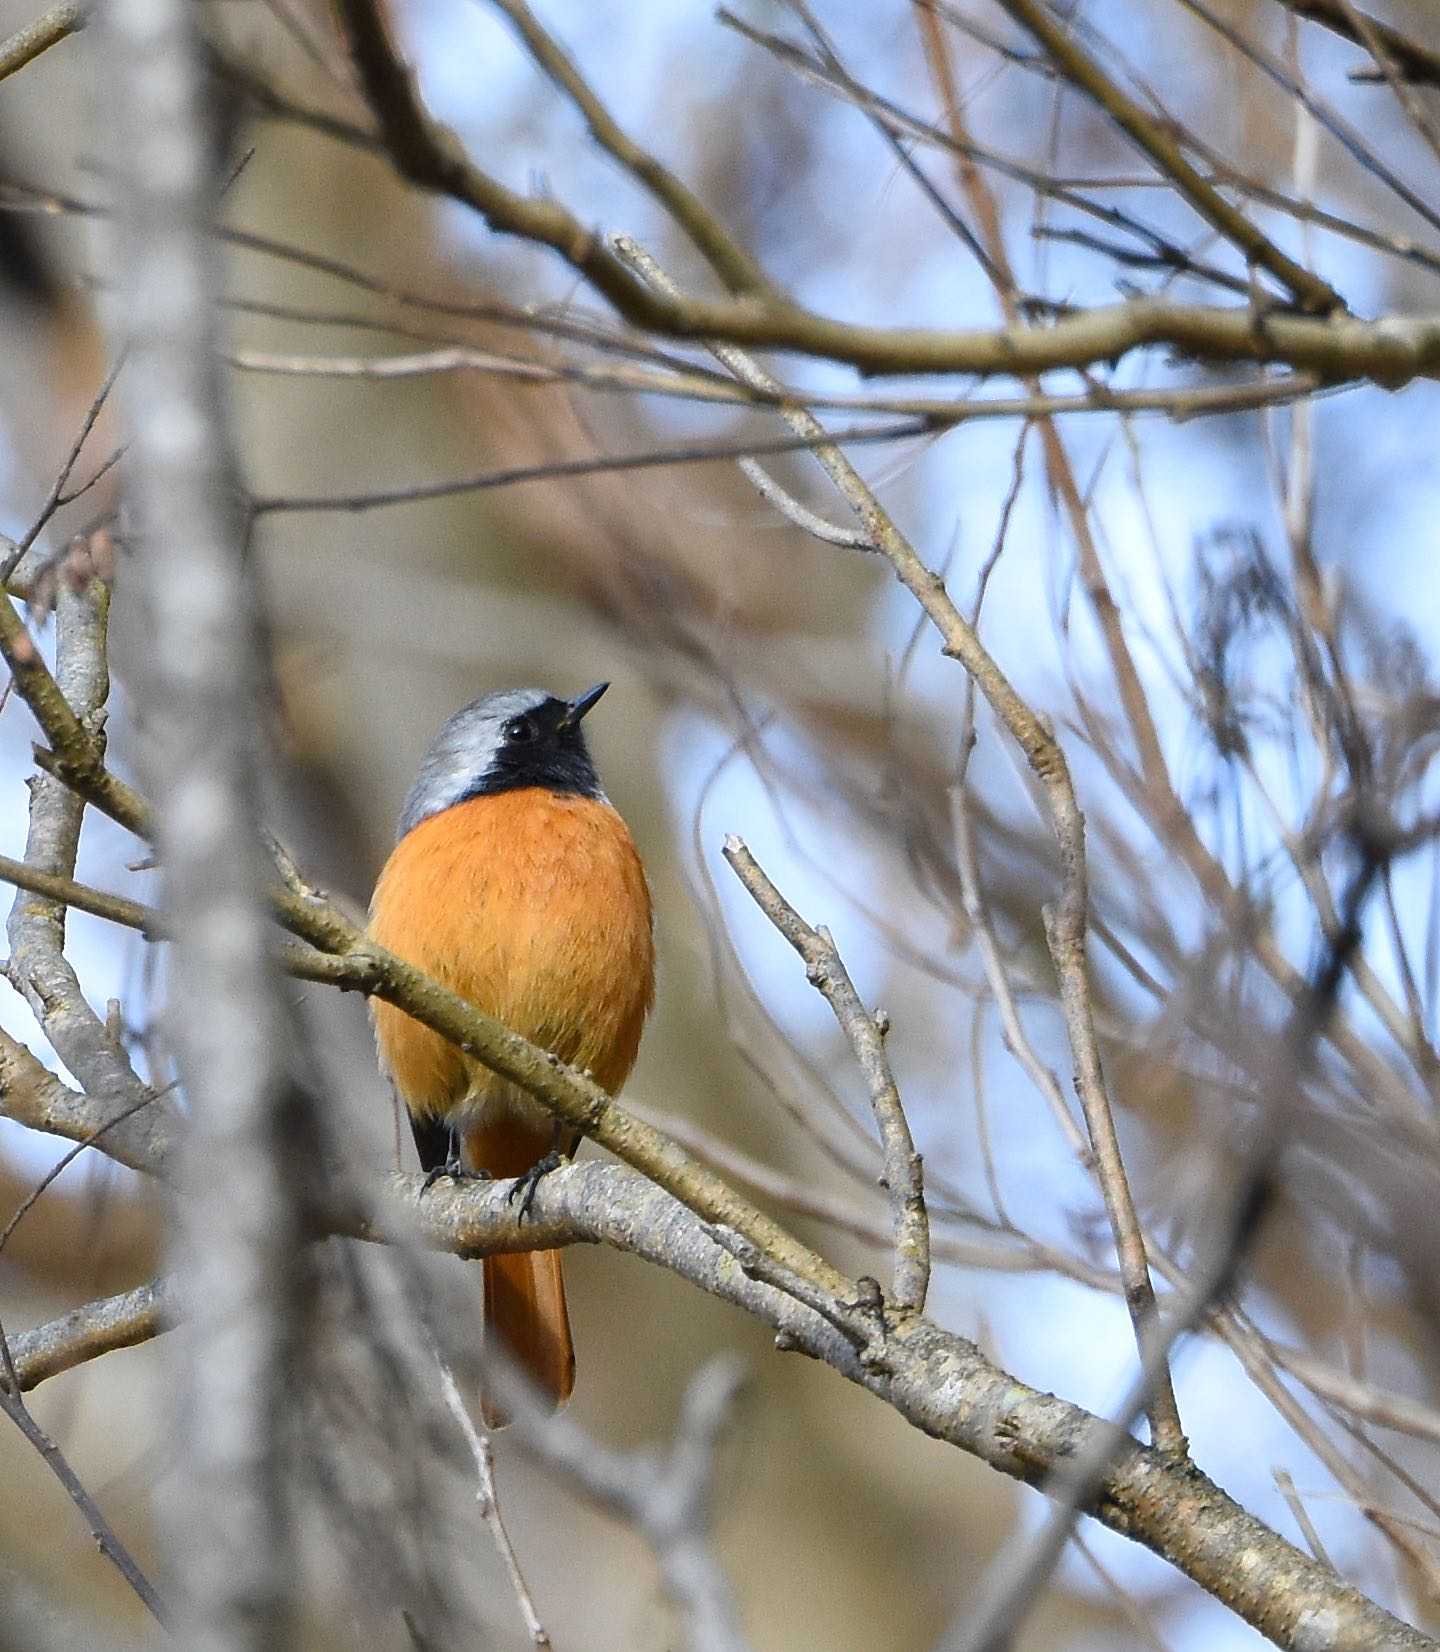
left=561, top=681, right=609, bottom=728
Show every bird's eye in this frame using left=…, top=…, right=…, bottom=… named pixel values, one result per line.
left=504, top=716, right=538, bottom=744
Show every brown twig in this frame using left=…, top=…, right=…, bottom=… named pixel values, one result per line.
left=0, top=568, right=859, bottom=1314
left=717, top=9, right=1440, bottom=287
left=1270, top=0, right=1440, bottom=90
left=1171, top=0, right=1440, bottom=238
left=0, top=1384, right=170, bottom=1626
left=1, top=1143, right=1434, bottom=1651
left=6, top=171, right=1440, bottom=386
left=721, top=837, right=930, bottom=1314
left=0, top=0, right=87, bottom=85
left=246, top=417, right=933, bottom=513
left=950, top=791, right=1093, bottom=1165
left=432, top=1352, right=552, bottom=1649
left=231, top=0, right=1440, bottom=393
left=953, top=0, right=1341, bottom=312
left=0, top=352, right=125, bottom=581
left=485, top=0, right=768, bottom=297
left=0, top=852, right=161, bottom=937
left=1323, top=0, right=1440, bottom=163
left=0, top=850, right=418, bottom=986
left=224, top=344, right=1321, bottom=424
left=615, top=231, right=1183, bottom=1454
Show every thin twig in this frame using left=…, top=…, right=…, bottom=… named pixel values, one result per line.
left=719, top=8, right=1440, bottom=286
left=108, top=0, right=305, bottom=1633
left=950, top=790, right=1092, bottom=1164
left=433, top=1352, right=552, bottom=1648
left=1, top=1113, right=1435, bottom=1650
left=0, top=1385, right=171, bottom=1625
left=0, top=350, right=125, bottom=581
left=0, top=1092, right=157, bottom=1259
left=1274, top=1467, right=1337, bottom=1572
left=0, top=570, right=862, bottom=1315
left=495, top=1353, right=756, bottom=1652
left=486, top=0, right=769, bottom=296
left=734, top=459, right=872, bottom=546
left=616, top=231, right=1182, bottom=1452
left=5, top=169, right=1437, bottom=385
left=964, top=0, right=1342, bottom=311
left=1171, top=0, right=1440, bottom=239
left=247, top=417, right=933, bottom=514
left=947, top=848, right=1382, bottom=1652
left=721, top=837, right=930, bottom=1314
left=1268, top=0, right=1440, bottom=88
left=225, top=342, right=1325, bottom=422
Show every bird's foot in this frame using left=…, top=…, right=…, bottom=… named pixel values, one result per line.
left=420, top=1159, right=491, bottom=1194
left=506, top=1151, right=564, bottom=1221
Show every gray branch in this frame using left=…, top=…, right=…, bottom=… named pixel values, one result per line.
left=105, top=0, right=303, bottom=1641
left=3, top=578, right=158, bottom=1145
left=3, top=1046, right=1432, bottom=1652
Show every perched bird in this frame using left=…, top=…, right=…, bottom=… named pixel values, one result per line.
left=369, top=683, right=654, bottom=1417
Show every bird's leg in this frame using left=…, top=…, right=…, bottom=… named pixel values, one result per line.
left=506, top=1150, right=565, bottom=1221
left=420, top=1126, right=492, bottom=1193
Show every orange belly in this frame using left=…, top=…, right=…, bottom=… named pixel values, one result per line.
left=369, top=786, right=654, bottom=1124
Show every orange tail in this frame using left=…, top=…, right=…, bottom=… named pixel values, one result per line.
left=482, top=1249, right=573, bottom=1425
left=463, top=1120, right=574, bottom=1427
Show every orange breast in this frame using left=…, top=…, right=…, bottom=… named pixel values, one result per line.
left=369, top=787, right=655, bottom=1120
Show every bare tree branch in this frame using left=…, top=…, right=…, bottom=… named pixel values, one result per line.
left=497, top=1353, right=755, bottom=1652
left=614, top=232, right=1184, bottom=1455
left=982, top=0, right=1341, bottom=312
left=0, top=1382, right=169, bottom=1627
left=1, top=1129, right=1434, bottom=1652
left=1271, top=0, right=1440, bottom=89
left=722, top=836, right=930, bottom=1314
left=0, top=0, right=86, bottom=86
left=106, top=0, right=306, bottom=1640
left=8, top=1279, right=171, bottom=1392
left=431, top=1353, right=554, bottom=1650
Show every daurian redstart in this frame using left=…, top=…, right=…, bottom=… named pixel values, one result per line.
left=369, top=683, right=654, bottom=1417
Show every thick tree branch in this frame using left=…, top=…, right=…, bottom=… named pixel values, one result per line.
left=0, top=306, right=1425, bottom=1652
left=286, top=0, right=1440, bottom=390
left=5, top=171, right=1439, bottom=387
left=107, top=0, right=306, bottom=1639
left=3, top=1136, right=1435, bottom=1652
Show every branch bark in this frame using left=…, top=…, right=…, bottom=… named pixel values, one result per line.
left=722, top=836, right=930, bottom=1314
left=3, top=1125, right=1434, bottom=1652
left=0, top=0, right=86, bottom=85
left=106, top=0, right=304, bottom=1641
left=614, top=233, right=1183, bottom=1455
